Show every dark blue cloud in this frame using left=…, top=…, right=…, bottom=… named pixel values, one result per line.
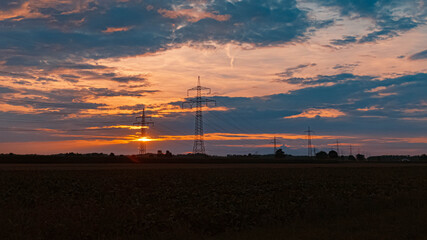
left=330, top=35, right=357, bottom=46
left=0, top=0, right=423, bottom=65
left=197, top=73, right=427, bottom=138
left=275, top=63, right=317, bottom=78
left=317, top=0, right=425, bottom=45
left=409, top=49, right=427, bottom=60
left=358, top=17, right=419, bottom=43
left=0, top=0, right=327, bottom=64
left=174, top=0, right=320, bottom=46
left=111, top=76, right=147, bottom=83
left=6, top=98, right=105, bottom=111
left=276, top=73, right=375, bottom=85
left=0, top=86, right=18, bottom=94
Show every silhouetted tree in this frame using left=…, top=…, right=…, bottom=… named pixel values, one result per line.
left=157, top=150, right=163, bottom=157
left=328, top=150, right=338, bottom=158
left=356, top=154, right=365, bottom=161
left=348, top=155, right=356, bottom=161
left=165, top=150, right=173, bottom=157
left=316, top=151, right=328, bottom=159
left=275, top=149, right=285, bottom=158
left=109, top=152, right=115, bottom=157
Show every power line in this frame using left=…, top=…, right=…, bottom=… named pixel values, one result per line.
left=214, top=100, right=266, bottom=134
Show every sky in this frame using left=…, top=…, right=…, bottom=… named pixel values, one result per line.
left=0, top=0, right=426, bottom=156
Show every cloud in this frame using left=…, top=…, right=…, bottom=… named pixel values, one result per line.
left=60, top=74, right=80, bottom=83
left=0, top=0, right=426, bottom=155
left=330, top=35, right=357, bottom=46
left=158, top=8, right=230, bottom=23
left=0, top=86, right=159, bottom=116
left=409, top=49, right=427, bottom=60
left=315, top=0, right=426, bottom=45
left=0, top=1, right=46, bottom=21
left=332, top=63, right=359, bottom=71
left=357, top=106, right=383, bottom=112
left=0, top=86, right=18, bottom=94
left=157, top=132, right=349, bottom=141
left=2, top=72, right=427, bottom=155
left=87, top=87, right=158, bottom=97
left=102, top=26, right=133, bottom=33
left=174, top=0, right=318, bottom=46
left=284, top=108, right=346, bottom=119
left=0, top=0, right=328, bottom=63
left=276, top=73, right=375, bottom=85
left=6, top=98, right=105, bottom=111
left=275, top=63, right=317, bottom=78
left=110, top=75, right=147, bottom=83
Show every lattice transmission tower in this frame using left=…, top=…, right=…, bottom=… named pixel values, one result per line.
left=270, top=136, right=281, bottom=154
left=336, top=139, right=340, bottom=156
left=133, top=108, right=154, bottom=155
left=305, top=126, right=315, bottom=157
left=182, top=76, right=216, bottom=154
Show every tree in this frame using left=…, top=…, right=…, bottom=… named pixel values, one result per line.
left=316, top=151, right=328, bottom=159
left=275, top=149, right=285, bottom=158
left=165, top=150, right=173, bottom=157
left=157, top=150, right=163, bottom=157
left=348, top=155, right=356, bottom=161
left=328, top=150, right=338, bottom=158
left=356, top=154, right=365, bottom=161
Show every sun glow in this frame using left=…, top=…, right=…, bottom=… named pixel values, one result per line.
left=136, top=137, right=152, bottom=142
left=134, top=137, right=162, bottom=142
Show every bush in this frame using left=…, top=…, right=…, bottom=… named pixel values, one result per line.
left=275, top=149, right=285, bottom=158
left=356, top=154, right=365, bottom=161
left=328, top=150, right=338, bottom=158
left=316, top=151, right=328, bottom=159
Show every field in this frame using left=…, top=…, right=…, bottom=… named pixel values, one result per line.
left=0, top=163, right=426, bottom=239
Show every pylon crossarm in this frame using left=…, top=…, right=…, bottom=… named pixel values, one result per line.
left=187, top=87, right=211, bottom=96
left=182, top=101, right=195, bottom=108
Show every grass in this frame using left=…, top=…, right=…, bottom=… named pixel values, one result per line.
left=0, top=164, right=426, bottom=239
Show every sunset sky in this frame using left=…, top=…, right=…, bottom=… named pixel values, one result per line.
left=0, top=0, right=426, bottom=156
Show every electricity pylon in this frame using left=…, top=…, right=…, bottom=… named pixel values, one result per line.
left=182, top=76, right=216, bottom=154
left=336, top=139, right=340, bottom=156
left=133, top=108, right=154, bottom=155
left=270, top=136, right=280, bottom=154
left=305, top=126, right=315, bottom=157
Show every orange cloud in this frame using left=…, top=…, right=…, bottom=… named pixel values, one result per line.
left=402, top=108, right=427, bottom=114
left=156, top=132, right=352, bottom=141
left=149, top=104, right=229, bottom=117
left=284, top=108, right=346, bottom=119
left=0, top=0, right=97, bottom=21
left=0, top=139, right=129, bottom=154
left=102, top=26, right=133, bottom=33
left=86, top=125, right=148, bottom=130
left=357, top=106, right=383, bottom=111
left=0, top=2, right=46, bottom=21
left=382, top=137, right=427, bottom=144
left=158, top=8, right=230, bottom=22
left=217, top=144, right=275, bottom=148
